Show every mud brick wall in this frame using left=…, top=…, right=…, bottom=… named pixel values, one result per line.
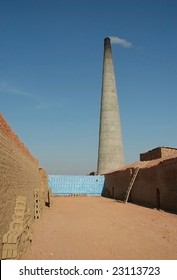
left=140, top=148, right=161, bottom=161
left=130, top=167, right=158, bottom=208
left=156, top=157, right=177, bottom=213
left=103, top=169, right=131, bottom=199
left=140, top=147, right=177, bottom=161
left=161, top=147, right=177, bottom=158
left=104, top=157, right=177, bottom=213
left=130, top=158, right=177, bottom=212
left=0, top=114, right=41, bottom=258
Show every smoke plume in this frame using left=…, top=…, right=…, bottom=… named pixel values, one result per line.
left=110, top=36, right=132, bottom=48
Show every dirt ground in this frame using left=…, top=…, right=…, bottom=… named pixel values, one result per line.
left=24, top=196, right=177, bottom=260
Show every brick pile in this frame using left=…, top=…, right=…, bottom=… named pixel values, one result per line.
left=34, top=187, right=53, bottom=219
left=34, top=188, right=43, bottom=219
left=2, top=196, right=32, bottom=260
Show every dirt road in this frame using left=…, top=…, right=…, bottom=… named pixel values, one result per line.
left=24, top=197, right=177, bottom=260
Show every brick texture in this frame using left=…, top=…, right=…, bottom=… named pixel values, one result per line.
left=104, top=156, right=177, bottom=213
left=0, top=114, right=50, bottom=258
left=2, top=195, right=32, bottom=259
left=140, top=147, right=177, bottom=161
left=48, top=175, right=105, bottom=196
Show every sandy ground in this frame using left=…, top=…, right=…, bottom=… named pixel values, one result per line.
left=24, top=196, right=177, bottom=260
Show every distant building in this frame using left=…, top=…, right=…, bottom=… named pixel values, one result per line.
left=140, top=146, right=177, bottom=161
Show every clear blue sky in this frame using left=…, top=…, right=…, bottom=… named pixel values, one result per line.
left=0, top=0, right=177, bottom=175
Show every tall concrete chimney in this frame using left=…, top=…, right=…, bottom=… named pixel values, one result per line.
left=97, top=37, right=124, bottom=174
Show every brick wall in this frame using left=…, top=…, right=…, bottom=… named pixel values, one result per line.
left=0, top=114, right=48, bottom=258
left=161, top=147, right=177, bottom=158
left=140, top=148, right=161, bottom=161
left=140, top=147, right=177, bottom=161
left=104, top=157, right=177, bottom=213
left=48, top=175, right=105, bottom=196
left=156, top=157, right=177, bottom=212
left=103, top=169, right=131, bottom=199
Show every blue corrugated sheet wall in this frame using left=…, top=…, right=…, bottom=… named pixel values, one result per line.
left=48, top=175, right=105, bottom=196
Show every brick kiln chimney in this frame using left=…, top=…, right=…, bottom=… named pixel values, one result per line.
left=97, top=37, right=124, bottom=174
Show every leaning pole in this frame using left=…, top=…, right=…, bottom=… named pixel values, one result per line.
left=97, top=37, right=124, bottom=174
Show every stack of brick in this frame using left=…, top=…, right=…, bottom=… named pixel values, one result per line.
left=34, top=188, right=43, bottom=219
left=2, top=196, right=32, bottom=259
left=34, top=187, right=53, bottom=218
left=48, top=187, right=53, bottom=207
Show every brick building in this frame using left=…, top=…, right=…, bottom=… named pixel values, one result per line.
left=140, top=147, right=177, bottom=161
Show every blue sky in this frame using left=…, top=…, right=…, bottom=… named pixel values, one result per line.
left=0, top=0, right=177, bottom=175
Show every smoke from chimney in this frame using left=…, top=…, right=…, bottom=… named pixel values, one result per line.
left=110, top=36, right=132, bottom=48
